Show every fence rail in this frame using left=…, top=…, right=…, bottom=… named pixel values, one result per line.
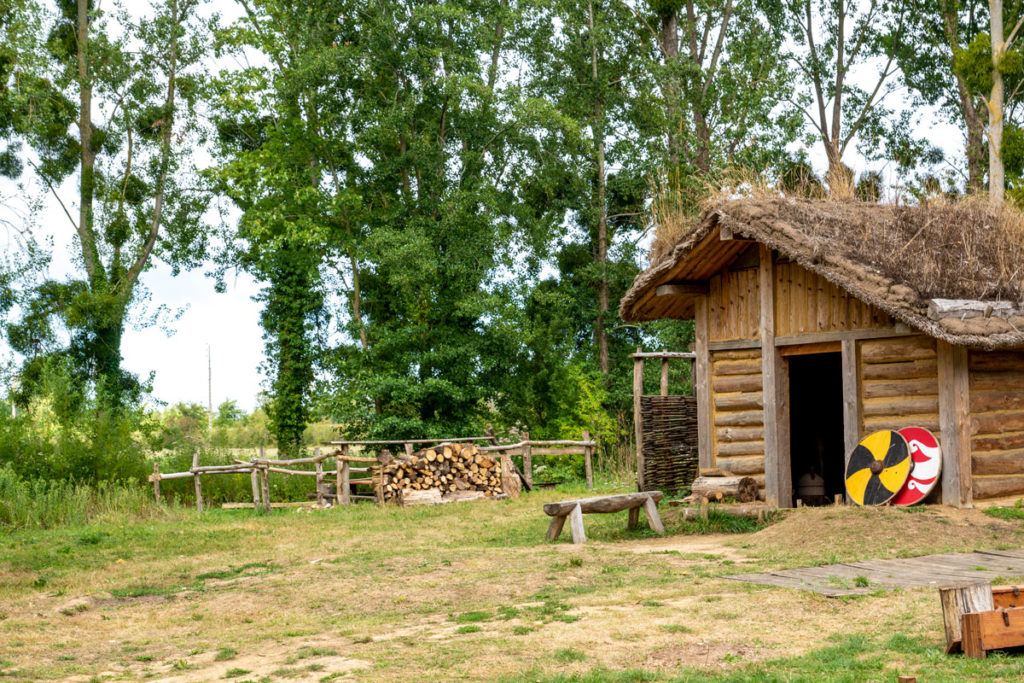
left=149, top=431, right=599, bottom=511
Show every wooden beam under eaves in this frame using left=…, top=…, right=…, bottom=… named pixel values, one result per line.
left=655, top=282, right=709, bottom=297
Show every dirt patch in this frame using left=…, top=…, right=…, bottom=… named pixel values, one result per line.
left=605, top=534, right=751, bottom=562
left=743, top=505, right=1024, bottom=566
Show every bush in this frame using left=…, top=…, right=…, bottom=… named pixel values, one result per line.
left=0, top=466, right=164, bottom=529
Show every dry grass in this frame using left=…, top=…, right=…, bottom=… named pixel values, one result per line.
left=3, top=493, right=1024, bottom=681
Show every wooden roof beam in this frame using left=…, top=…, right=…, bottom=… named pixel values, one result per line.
left=655, top=281, right=708, bottom=297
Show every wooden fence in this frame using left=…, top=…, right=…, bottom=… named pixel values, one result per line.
left=149, top=432, right=598, bottom=511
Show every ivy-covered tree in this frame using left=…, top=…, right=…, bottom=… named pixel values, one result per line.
left=5, top=0, right=209, bottom=412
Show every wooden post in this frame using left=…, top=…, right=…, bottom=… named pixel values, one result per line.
left=152, top=462, right=161, bottom=503
left=404, top=442, right=414, bottom=457
left=759, top=245, right=791, bottom=508
left=259, top=466, right=270, bottom=512
left=315, top=449, right=324, bottom=506
left=642, top=494, right=665, bottom=535
left=939, top=341, right=973, bottom=508
left=939, top=582, right=993, bottom=652
left=694, top=299, right=712, bottom=471
left=660, top=356, right=669, bottom=396
left=568, top=503, right=586, bottom=544
left=582, top=430, right=594, bottom=489
left=194, top=473, right=203, bottom=513
left=335, top=455, right=343, bottom=506
left=522, top=431, right=532, bottom=488
left=250, top=468, right=261, bottom=510
left=341, top=459, right=351, bottom=506
left=841, top=338, right=860, bottom=504
left=633, top=347, right=645, bottom=490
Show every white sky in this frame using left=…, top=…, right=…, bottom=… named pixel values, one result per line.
left=0, top=0, right=969, bottom=415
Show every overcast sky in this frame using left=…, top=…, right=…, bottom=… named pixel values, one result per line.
left=0, top=0, right=965, bottom=415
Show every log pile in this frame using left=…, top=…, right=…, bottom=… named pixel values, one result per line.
left=683, top=471, right=759, bottom=504
left=375, top=443, right=503, bottom=504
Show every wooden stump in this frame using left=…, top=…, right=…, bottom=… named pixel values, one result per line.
left=939, top=582, right=994, bottom=653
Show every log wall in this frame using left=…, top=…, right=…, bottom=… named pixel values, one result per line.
left=969, top=351, right=1024, bottom=500
left=774, top=261, right=892, bottom=337
left=708, top=267, right=759, bottom=341
left=858, top=336, right=940, bottom=436
left=711, top=348, right=766, bottom=490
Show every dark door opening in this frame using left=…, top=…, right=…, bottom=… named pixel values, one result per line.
left=788, top=352, right=845, bottom=506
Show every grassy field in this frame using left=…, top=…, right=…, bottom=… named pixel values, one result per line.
left=4, top=483, right=1024, bottom=681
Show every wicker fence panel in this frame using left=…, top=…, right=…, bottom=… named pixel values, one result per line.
left=641, top=395, right=699, bottom=493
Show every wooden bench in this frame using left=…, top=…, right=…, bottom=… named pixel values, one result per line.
left=543, top=491, right=665, bottom=544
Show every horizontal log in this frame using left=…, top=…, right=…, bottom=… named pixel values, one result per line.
left=629, top=351, right=697, bottom=359
left=322, top=437, right=490, bottom=446
left=973, top=475, right=1024, bottom=499
left=971, top=412, right=1024, bottom=436
left=861, top=396, right=939, bottom=418
left=221, top=501, right=320, bottom=510
left=862, top=359, right=937, bottom=381
left=970, top=391, right=1024, bottom=413
left=267, top=467, right=318, bottom=476
left=973, top=432, right=1024, bottom=452
left=862, top=379, right=938, bottom=399
left=671, top=504, right=775, bottom=520
left=712, top=348, right=762, bottom=361
left=528, top=448, right=586, bottom=456
left=970, top=371, right=1024, bottom=392
left=928, top=298, right=1022, bottom=319
left=860, top=336, right=936, bottom=363
left=543, top=491, right=664, bottom=516
left=972, top=451, right=1024, bottom=476
left=338, top=456, right=379, bottom=463
left=716, top=440, right=764, bottom=457
left=691, top=475, right=758, bottom=503
left=713, top=375, right=763, bottom=393
left=192, top=464, right=255, bottom=473
left=349, top=478, right=374, bottom=486
left=862, top=416, right=939, bottom=433
left=716, top=426, right=764, bottom=442
left=714, top=392, right=763, bottom=411
left=712, top=359, right=761, bottom=376
left=155, top=471, right=195, bottom=480
left=969, top=351, right=1024, bottom=373
left=713, top=410, right=764, bottom=427
left=715, top=455, right=765, bottom=475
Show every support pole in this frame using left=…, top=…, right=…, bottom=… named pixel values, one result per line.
left=341, top=458, right=351, bottom=506
left=660, top=356, right=669, bottom=396
left=522, top=431, right=532, bottom=488
left=633, top=347, right=645, bottom=490
left=315, top=449, right=324, bottom=506
left=194, top=473, right=203, bottom=513
left=582, top=429, right=594, bottom=490
left=259, top=466, right=270, bottom=512
left=335, top=456, right=343, bottom=506
left=251, top=468, right=261, bottom=510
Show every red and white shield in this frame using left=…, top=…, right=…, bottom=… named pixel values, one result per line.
left=891, top=427, right=942, bottom=506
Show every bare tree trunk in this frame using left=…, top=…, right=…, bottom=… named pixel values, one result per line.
left=76, top=0, right=100, bottom=284
left=659, top=12, right=681, bottom=169
left=589, top=0, right=609, bottom=375
left=990, top=0, right=1006, bottom=203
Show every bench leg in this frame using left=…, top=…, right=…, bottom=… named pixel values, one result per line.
left=627, top=506, right=640, bottom=530
left=569, top=503, right=586, bottom=544
left=547, top=514, right=567, bottom=541
left=643, top=495, right=665, bottom=535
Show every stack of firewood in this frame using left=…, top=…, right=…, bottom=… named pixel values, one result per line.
left=375, top=443, right=503, bottom=503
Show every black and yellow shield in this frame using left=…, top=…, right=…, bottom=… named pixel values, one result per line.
left=845, top=430, right=912, bottom=506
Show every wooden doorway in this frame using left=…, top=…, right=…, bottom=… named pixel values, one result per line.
left=786, top=350, right=846, bottom=505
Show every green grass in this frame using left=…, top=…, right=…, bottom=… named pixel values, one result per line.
left=985, top=507, right=1024, bottom=521
left=456, top=625, right=483, bottom=634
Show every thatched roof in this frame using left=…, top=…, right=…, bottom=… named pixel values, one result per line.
left=620, top=198, right=1024, bottom=349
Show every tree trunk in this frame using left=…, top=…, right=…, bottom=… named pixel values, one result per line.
left=76, top=0, right=100, bottom=283
left=659, top=12, right=681, bottom=169
left=990, top=0, right=1005, bottom=203
left=589, top=0, right=609, bottom=375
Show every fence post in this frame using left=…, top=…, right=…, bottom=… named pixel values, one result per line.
left=404, top=442, right=414, bottom=457
left=259, top=466, right=271, bottom=512
left=315, top=448, right=324, bottom=506
left=582, top=429, right=594, bottom=490
left=152, top=462, right=161, bottom=503
left=341, top=445, right=351, bottom=506
left=250, top=468, right=261, bottom=509
left=192, top=451, right=202, bottom=513
left=660, top=355, right=669, bottom=396
left=522, top=431, right=532, bottom=488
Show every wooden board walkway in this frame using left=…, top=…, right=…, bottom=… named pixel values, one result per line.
left=724, top=549, right=1024, bottom=597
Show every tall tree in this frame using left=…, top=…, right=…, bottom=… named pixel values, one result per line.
left=784, top=0, right=911, bottom=191
left=6, top=0, right=208, bottom=411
